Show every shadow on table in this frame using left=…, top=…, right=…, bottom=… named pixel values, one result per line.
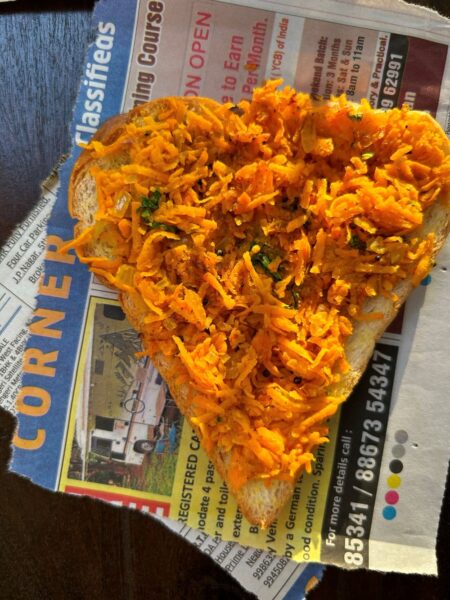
left=0, top=407, right=256, bottom=600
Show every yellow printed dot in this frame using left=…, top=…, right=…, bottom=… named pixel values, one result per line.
left=388, top=474, right=401, bottom=488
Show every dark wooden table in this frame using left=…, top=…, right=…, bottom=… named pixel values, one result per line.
left=0, top=1, right=449, bottom=598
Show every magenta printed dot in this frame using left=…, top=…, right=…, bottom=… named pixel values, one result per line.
left=385, top=490, right=399, bottom=505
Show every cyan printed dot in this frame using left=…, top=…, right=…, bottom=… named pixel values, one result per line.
left=383, top=506, right=397, bottom=520
left=420, top=275, right=432, bottom=286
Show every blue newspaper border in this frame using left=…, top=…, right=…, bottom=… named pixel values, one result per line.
left=12, top=0, right=136, bottom=489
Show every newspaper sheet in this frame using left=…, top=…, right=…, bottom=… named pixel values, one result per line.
left=1, top=0, right=450, bottom=595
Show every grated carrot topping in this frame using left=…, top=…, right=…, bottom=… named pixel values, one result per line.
left=71, top=80, right=450, bottom=490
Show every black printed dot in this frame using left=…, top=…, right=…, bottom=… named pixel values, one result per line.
left=389, top=459, right=403, bottom=474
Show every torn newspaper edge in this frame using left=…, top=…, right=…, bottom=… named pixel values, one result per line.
left=1, top=1, right=450, bottom=594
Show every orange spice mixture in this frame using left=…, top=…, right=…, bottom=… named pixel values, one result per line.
left=70, top=80, right=450, bottom=489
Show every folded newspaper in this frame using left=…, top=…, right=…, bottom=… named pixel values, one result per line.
left=1, top=0, right=450, bottom=597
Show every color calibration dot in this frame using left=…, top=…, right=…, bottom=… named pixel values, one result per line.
left=389, top=459, right=403, bottom=474
left=383, top=506, right=397, bottom=520
left=385, top=490, right=399, bottom=505
left=394, top=430, right=408, bottom=444
left=392, top=444, right=405, bottom=458
left=387, top=474, right=401, bottom=489
left=382, top=430, right=409, bottom=520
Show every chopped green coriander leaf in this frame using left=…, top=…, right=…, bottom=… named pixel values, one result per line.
left=148, top=221, right=179, bottom=233
left=251, top=251, right=282, bottom=281
left=141, top=189, right=161, bottom=211
left=291, top=288, right=301, bottom=309
left=140, top=190, right=162, bottom=224
left=349, top=234, right=366, bottom=250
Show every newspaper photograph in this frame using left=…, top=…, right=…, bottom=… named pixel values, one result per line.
left=1, top=0, right=450, bottom=596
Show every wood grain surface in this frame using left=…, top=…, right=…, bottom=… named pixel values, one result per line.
left=0, top=1, right=449, bottom=599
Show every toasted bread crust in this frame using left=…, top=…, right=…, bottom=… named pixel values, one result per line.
left=69, top=98, right=450, bottom=527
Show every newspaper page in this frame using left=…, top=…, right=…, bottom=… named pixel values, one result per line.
left=0, top=186, right=54, bottom=413
left=2, top=0, right=450, bottom=592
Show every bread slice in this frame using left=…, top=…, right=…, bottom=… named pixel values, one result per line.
left=68, top=88, right=450, bottom=528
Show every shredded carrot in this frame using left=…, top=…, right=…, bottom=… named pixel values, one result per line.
left=71, top=80, right=450, bottom=489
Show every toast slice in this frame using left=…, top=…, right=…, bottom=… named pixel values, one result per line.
left=68, top=82, right=450, bottom=527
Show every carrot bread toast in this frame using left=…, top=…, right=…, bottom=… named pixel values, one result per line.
left=67, top=81, right=450, bottom=527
